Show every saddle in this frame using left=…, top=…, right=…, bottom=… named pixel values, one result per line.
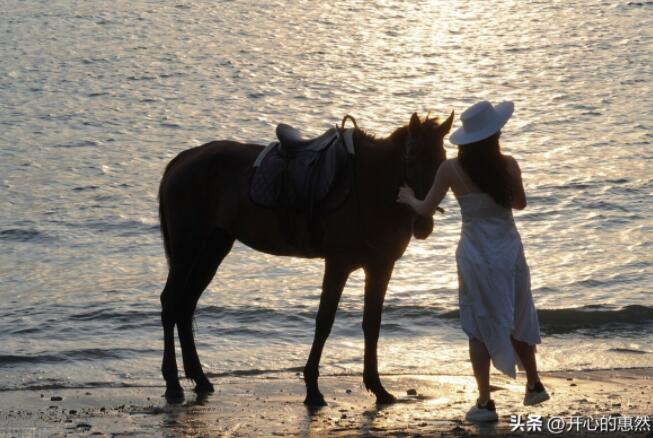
left=250, top=123, right=356, bottom=248
left=275, top=123, right=341, bottom=154
left=251, top=123, right=355, bottom=209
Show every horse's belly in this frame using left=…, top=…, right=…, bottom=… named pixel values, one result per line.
left=236, top=233, right=323, bottom=258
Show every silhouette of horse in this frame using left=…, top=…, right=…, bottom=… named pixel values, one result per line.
left=158, top=111, right=453, bottom=405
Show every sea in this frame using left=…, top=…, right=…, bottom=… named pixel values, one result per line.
left=1, top=0, right=651, bottom=394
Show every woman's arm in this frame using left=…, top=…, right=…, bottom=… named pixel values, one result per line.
left=505, top=155, right=527, bottom=210
left=396, top=160, right=450, bottom=217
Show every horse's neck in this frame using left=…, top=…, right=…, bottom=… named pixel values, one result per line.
left=354, top=129, right=405, bottom=190
left=354, top=128, right=405, bottom=162
left=352, top=128, right=414, bottom=243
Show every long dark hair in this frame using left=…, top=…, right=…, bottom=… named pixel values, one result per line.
left=457, top=133, right=512, bottom=208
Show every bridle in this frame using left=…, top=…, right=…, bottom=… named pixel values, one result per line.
left=402, top=126, right=446, bottom=214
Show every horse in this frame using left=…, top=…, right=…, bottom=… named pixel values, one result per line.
left=157, top=110, right=453, bottom=405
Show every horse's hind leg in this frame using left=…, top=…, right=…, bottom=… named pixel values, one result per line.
left=176, top=228, right=234, bottom=394
left=161, top=279, right=183, bottom=402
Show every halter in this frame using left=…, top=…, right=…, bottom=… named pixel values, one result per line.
left=402, top=134, right=419, bottom=189
left=402, top=129, right=445, bottom=214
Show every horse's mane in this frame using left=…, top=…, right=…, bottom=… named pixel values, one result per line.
left=351, top=115, right=441, bottom=148
left=353, top=126, right=405, bottom=146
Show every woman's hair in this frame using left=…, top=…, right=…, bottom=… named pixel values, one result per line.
left=457, top=133, right=512, bottom=207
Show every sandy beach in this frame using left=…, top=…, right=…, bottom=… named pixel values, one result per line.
left=1, top=368, right=650, bottom=437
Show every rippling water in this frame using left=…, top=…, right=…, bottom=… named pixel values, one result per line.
left=1, top=0, right=652, bottom=392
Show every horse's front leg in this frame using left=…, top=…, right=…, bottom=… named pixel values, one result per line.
left=362, top=261, right=396, bottom=404
left=303, top=258, right=350, bottom=406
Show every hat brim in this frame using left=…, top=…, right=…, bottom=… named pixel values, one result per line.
left=449, top=101, right=514, bottom=145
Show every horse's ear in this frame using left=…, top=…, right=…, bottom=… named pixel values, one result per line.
left=409, top=112, right=421, bottom=135
left=439, top=111, right=454, bottom=135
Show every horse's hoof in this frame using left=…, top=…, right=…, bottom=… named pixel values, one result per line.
left=165, top=387, right=184, bottom=404
left=375, top=391, right=397, bottom=405
left=193, top=380, right=215, bottom=395
left=303, top=393, right=327, bottom=407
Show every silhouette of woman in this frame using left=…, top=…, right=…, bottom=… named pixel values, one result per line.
left=397, top=101, right=550, bottom=422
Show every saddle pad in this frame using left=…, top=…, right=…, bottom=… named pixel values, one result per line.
left=250, top=128, right=355, bottom=211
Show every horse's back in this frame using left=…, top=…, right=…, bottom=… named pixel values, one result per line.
left=159, top=140, right=263, bottom=240
left=162, top=140, right=262, bottom=183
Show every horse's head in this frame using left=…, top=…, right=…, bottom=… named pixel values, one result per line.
left=404, top=111, right=454, bottom=239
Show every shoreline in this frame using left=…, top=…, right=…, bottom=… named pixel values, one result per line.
left=0, top=368, right=651, bottom=437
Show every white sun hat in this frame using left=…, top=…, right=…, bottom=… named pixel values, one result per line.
left=449, top=100, right=514, bottom=145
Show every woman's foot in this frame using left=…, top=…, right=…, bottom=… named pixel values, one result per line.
left=523, top=381, right=550, bottom=406
left=465, top=398, right=498, bottom=422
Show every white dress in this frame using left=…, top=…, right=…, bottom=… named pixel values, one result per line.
left=454, top=168, right=541, bottom=378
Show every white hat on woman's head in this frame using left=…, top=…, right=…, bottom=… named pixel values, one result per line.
left=449, top=100, right=514, bottom=145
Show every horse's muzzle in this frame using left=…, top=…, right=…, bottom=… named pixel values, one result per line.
left=412, top=215, right=434, bottom=240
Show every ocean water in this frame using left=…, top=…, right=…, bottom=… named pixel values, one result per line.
left=1, top=0, right=652, bottom=393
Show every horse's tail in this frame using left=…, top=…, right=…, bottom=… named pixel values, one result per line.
left=158, top=197, right=171, bottom=267
left=158, top=155, right=182, bottom=266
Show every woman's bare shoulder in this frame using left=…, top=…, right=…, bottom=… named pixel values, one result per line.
left=439, top=158, right=457, bottom=176
left=443, top=158, right=458, bottom=169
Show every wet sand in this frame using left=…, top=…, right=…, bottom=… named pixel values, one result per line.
left=0, top=368, right=651, bottom=437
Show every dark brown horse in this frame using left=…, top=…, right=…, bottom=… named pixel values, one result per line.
left=158, top=111, right=453, bottom=405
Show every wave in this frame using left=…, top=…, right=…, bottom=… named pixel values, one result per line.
left=2, top=304, right=651, bottom=343
left=206, top=366, right=304, bottom=379
left=442, top=304, right=653, bottom=334
left=626, top=1, right=653, bottom=6
left=0, top=348, right=154, bottom=366
left=0, top=381, right=157, bottom=393
left=607, top=348, right=650, bottom=354
left=537, top=305, right=653, bottom=334
left=52, top=139, right=100, bottom=148
left=71, top=219, right=160, bottom=236
left=0, top=228, right=52, bottom=243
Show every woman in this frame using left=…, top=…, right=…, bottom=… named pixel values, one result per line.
left=397, top=101, right=550, bottom=422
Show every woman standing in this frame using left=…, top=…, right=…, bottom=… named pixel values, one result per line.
left=397, top=101, right=550, bottom=422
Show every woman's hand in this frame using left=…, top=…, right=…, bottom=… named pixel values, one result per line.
left=397, top=184, right=445, bottom=215
left=396, top=184, right=416, bottom=206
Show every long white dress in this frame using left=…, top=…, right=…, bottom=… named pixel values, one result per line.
left=454, top=171, right=541, bottom=378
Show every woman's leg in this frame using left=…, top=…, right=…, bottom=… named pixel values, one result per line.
left=512, top=252, right=543, bottom=387
left=511, top=336, right=539, bottom=385
left=469, top=337, right=491, bottom=402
